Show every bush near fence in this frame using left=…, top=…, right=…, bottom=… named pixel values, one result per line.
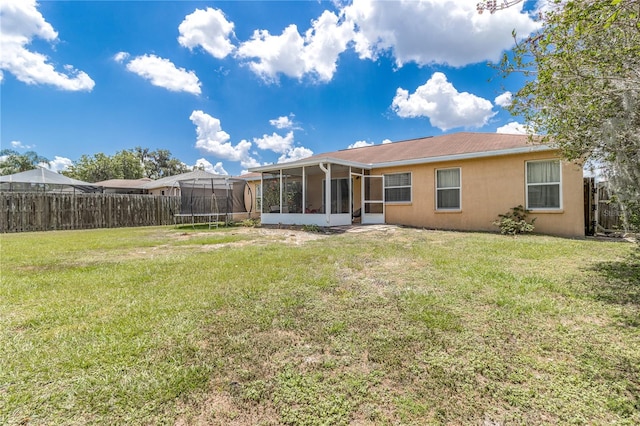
left=0, top=193, right=181, bottom=233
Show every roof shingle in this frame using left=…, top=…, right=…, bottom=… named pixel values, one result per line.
left=304, top=132, right=544, bottom=165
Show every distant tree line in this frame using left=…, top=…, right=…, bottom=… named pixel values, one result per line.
left=0, top=150, right=50, bottom=176
left=0, top=147, right=200, bottom=182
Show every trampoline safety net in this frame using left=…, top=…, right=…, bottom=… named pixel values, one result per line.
left=177, top=177, right=252, bottom=224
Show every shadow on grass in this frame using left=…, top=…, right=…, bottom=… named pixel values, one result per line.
left=589, top=244, right=640, bottom=327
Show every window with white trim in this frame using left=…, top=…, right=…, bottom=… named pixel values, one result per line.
left=436, top=168, right=461, bottom=210
left=526, top=160, right=561, bottom=209
left=384, top=172, right=411, bottom=203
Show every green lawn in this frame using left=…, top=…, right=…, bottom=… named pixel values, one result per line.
left=1, top=225, right=638, bottom=425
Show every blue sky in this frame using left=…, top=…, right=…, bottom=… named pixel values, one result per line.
left=1, top=0, right=541, bottom=176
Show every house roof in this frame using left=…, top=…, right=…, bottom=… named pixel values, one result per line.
left=93, top=178, right=153, bottom=189
left=250, top=132, right=553, bottom=172
left=237, top=172, right=261, bottom=181
left=142, top=170, right=222, bottom=190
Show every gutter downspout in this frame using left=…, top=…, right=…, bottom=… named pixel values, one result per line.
left=318, top=162, right=331, bottom=226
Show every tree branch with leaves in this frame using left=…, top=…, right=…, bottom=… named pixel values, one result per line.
left=498, top=0, right=640, bottom=231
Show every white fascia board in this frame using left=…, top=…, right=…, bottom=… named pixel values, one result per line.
left=248, top=157, right=371, bottom=173
left=248, top=145, right=556, bottom=173
left=370, top=145, right=556, bottom=169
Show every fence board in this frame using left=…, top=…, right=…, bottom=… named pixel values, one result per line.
left=597, top=185, right=624, bottom=232
left=0, top=193, right=180, bottom=233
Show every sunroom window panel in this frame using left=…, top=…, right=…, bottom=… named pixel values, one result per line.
left=261, top=173, right=280, bottom=213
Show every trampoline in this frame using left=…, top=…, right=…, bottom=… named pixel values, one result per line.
left=174, top=177, right=252, bottom=228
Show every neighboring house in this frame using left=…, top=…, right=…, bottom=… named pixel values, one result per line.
left=248, top=132, right=585, bottom=237
left=142, top=170, right=221, bottom=196
left=238, top=172, right=263, bottom=214
left=93, top=178, right=153, bottom=194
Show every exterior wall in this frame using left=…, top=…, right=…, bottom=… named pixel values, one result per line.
left=375, top=151, right=584, bottom=237
left=244, top=180, right=261, bottom=218
left=147, top=186, right=180, bottom=196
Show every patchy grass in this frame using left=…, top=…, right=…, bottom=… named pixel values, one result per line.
left=1, top=226, right=638, bottom=425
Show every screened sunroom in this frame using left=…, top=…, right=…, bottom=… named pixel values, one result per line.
left=250, top=158, right=385, bottom=227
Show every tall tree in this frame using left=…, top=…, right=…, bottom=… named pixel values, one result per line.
left=0, top=149, right=49, bottom=175
left=64, top=150, right=144, bottom=182
left=134, top=147, right=190, bottom=179
left=113, top=150, right=145, bottom=179
left=500, top=0, right=640, bottom=230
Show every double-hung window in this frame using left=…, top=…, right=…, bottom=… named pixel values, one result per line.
left=384, top=172, right=411, bottom=203
left=436, top=168, right=461, bottom=210
left=526, top=160, right=561, bottom=209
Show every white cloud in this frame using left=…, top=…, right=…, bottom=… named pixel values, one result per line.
left=123, top=54, right=201, bottom=95
left=240, top=156, right=262, bottom=170
left=237, top=25, right=305, bottom=81
left=496, top=121, right=532, bottom=135
left=494, top=91, right=513, bottom=107
left=0, top=0, right=95, bottom=91
left=190, top=110, right=259, bottom=171
left=236, top=10, right=353, bottom=82
left=348, top=140, right=374, bottom=149
left=269, top=114, right=300, bottom=130
left=343, top=0, right=540, bottom=67
left=113, top=51, right=130, bottom=63
left=278, top=146, right=314, bottom=163
left=11, top=140, right=34, bottom=149
left=391, top=72, right=496, bottom=131
left=178, top=8, right=235, bottom=59
left=194, top=158, right=228, bottom=175
left=301, top=10, right=355, bottom=81
left=253, top=131, right=294, bottom=154
left=382, top=139, right=392, bottom=144
left=45, top=156, right=73, bottom=172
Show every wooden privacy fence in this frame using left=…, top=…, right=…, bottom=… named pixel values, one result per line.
left=0, top=193, right=180, bottom=233
left=596, top=185, right=625, bottom=233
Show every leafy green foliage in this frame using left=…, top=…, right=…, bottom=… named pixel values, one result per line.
left=63, top=148, right=192, bottom=182
left=498, top=0, right=640, bottom=231
left=301, top=224, right=322, bottom=233
left=63, top=150, right=144, bottom=182
left=493, top=205, right=536, bottom=235
left=134, top=147, right=191, bottom=180
left=0, top=149, right=49, bottom=175
left=238, top=217, right=261, bottom=227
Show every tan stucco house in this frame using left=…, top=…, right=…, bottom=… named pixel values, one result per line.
left=247, top=132, right=585, bottom=237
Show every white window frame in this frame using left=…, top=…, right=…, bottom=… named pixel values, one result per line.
left=435, top=167, right=461, bottom=211
left=255, top=183, right=262, bottom=212
left=384, top=172, right=412, bottom=204
left=526, top=160, right=562, bottom=210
